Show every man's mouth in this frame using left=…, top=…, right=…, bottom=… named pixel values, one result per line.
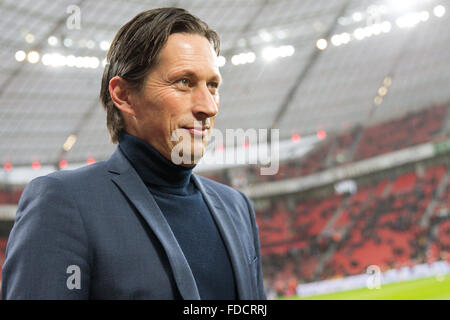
left=182, top=126, right=209, bottom=137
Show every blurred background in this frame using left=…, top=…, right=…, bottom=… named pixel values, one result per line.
left=1, top=0, right=450, bottom=299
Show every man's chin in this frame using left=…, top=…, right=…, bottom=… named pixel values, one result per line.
left=177, top=154, right=203, bottom=167
left=179, top=161, right=198, bottom=168
left=170, top=142, right=207, bottom=166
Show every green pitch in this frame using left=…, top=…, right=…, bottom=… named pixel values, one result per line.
left=284, top=275, right=450, bottom=300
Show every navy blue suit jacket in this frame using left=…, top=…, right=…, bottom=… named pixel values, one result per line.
left=1, top=148, right=266, bottom=299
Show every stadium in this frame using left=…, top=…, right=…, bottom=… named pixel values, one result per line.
left=0, top=0, right=450, bottom=300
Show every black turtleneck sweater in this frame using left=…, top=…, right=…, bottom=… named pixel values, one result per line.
left=118, top=132, right=237, bottom=300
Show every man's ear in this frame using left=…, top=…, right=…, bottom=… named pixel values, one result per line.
left=109, top=76, right=136, bottom=117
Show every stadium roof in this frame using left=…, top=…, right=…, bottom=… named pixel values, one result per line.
left=1, top=0, right=450, bottom=168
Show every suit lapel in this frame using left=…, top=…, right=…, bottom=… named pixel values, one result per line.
left=107, top=148, right=200, bottom=300
left=192, top=174, right=252, bottom=299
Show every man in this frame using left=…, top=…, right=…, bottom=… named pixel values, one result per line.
left=2, top=8, right=266, bottom=300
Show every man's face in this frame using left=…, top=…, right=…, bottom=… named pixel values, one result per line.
left=128, top=33, right=221, bottom=166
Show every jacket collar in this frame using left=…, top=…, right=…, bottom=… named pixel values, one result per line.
left=107, top=148, right=200, bottom=299
left=191, top=175, right=253, bottom=299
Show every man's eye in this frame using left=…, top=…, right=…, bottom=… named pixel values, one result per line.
left=208, top=82, right=219, bottom=90
left=178, top=78, right=190, bottom=86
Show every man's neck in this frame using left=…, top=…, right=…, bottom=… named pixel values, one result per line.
left=118, top=131, right=195, bottom=194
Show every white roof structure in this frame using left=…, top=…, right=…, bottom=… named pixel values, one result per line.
left=1, top=0, right=450, bottom=168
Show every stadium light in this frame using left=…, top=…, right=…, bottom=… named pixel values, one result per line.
left=374, top=96, right=383, bottom=105
left=262, top=45, right=294, bottom=62
left=15, top=50, right=26, bottom=62
left=4, top=162, right=12, bottom=172
left=279, top=45, right=294, bottom=57
left=231, top=52, right=255, bottom=65
left=59, top=160, right=68, bottom=169
left=352, top=12, right=363, bottom=22
left=433, top=5, right=446, bottom=18
left=63, top=134, right=77, bottom=151
left=383, top=76, right=393, bottom=87
left=331, top=35, right=342, bottom=46
left=100, top=40, right=110, bottom=51
left=86, top=40, right=95, bottom=49
left=330, top=32, right=354, bottom=46
left=27, top=51, right=40, bottom=64
left=32, top=161, right=41, bottom=170
left=340, top=33, right=351, bottom=44
left=371, top=24, right=382, bottom=35
left=66, top=55, right=76, bottom=67
left=388, top=0, right=417, bottom=12
left=231, top=55, right=239, bottom=65
left=353, top=28, right=365, bottom=40
left=396, top=13, right=422, bottom=28
left=317, top=130, right=327, bottom=139
left=262, top=47, right=278, bottom=61
left=42, top=53, right=67, bottom=67
left=63, top=38, right=73, bottom=47
left=217, top=55, right=226, bottom=67
left=291, top=134, right=301, bottom=143
left=48, top=36, right=58, bottom=46
left=247, top=52, right=256, bottom=63
left=42, top=54, right=101, bottom=69
left=89, top=57, right=100, bottom=68
left=378, top=86, right=388, bottom=97
left=258, top=29, right=273, bottom=42
left=316, top=39, right=328, bottom=50
left=25, top=33, right=35, bottom=43
left=363, top=26, right=374, bottom=38
left=420, top=11, right=430, bottom=22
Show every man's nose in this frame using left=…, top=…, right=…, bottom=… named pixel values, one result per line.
left=192, top=83, right=219, bottom=119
